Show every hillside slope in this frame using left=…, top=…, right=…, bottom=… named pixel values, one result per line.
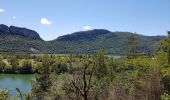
left=0, top=24, right=54, bottom=53
left=0, top=24, right=166, bottom=55
left=51, top=30, right=165, bottom=55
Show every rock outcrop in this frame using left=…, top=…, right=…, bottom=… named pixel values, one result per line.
left=0, top=24, right=42, bottom=40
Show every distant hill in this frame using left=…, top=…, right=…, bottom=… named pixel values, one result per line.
left=0, top=24, right=53, bottom=53
left=51, top=30, right=165, bottom=55
left=57, top=29, right=111, bottom=41
left=0, top=24, right=166, bottom=55
left=0, top=24, right=42, bottom=40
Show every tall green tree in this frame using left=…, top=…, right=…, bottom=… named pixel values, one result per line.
left=8, top=55, right=19, bottom=71
left=21, top=60, right=32, bottom=73
left=159, top=31, right=170, bottom=93
left=94, top=50, right=108, bottom=80
left=32, top=54, right=53, bottom=99
left=127, top=33, right=140, bottom=58
left=0, top=55, right=6, bottom=72
left=167, top=31, right=170, bottom=64
left=160, top=31, right=170, bottom=64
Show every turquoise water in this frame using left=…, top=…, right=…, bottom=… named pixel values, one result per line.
left=0, top=74, right=35, bottom=96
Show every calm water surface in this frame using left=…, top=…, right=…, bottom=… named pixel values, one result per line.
left=0, top=74, right=35, bottom=96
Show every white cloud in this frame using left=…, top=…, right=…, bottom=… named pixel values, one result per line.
left=40, top=18, right=52, bottom=25
left=83, top=26, right=91, bottom=30
left=0, top=9, right=5, bottom=13
left=12, top=16, right=16, bottom=20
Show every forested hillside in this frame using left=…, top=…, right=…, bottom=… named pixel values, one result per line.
left=0, top=24, right=166, bottom=55
left=52, top=30, right=165, bottom=55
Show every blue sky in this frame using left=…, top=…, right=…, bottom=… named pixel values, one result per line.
left=0, top=0, right=170, bottom=40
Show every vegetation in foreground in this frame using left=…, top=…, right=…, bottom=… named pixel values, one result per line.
left=0, top=33, right=170, bottom=100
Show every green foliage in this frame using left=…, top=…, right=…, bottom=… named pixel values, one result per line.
left=51, top=30, right=165, bottom=55
left=127, top=33, right=140, bottom=58
left=31, top=54, right=54, bottom=99
left=160, top=32, right=170, bottom=93
left=0, top=88, right=31, bottom=100
left=8, top=55, right=19, bottom=70
left=94, top=50, right=108, bottom=79
left=0, top=89, right=10, bottom=100
left=156, top=51, right=167, bottom=66
left=0, top=55, right=6, bottom=71
left=0, top=35, right=54, bottom=54
left=161, top=93, right=170, bottom=100
left=20, top=59, right=32, bottom=73
left=162, top=65, right=170, bottom=93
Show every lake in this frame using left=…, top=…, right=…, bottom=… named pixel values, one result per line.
left=0, top=74, right=35, bottom=96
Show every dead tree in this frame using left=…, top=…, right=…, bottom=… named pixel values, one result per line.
left=64, top=60, right=94, bottom=100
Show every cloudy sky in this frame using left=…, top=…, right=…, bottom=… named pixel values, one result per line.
left=0, top=0, right=170, bottom=40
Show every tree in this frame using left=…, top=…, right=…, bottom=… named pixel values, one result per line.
left=94, top=50, right=108, bottom=80
left=127, top=33, right=140, bottom=58
left=162, top=31, right=170, bottom=64
left=0, top=55, right=6, bottom=72
left=32, top=54, right=53, bottom=99
left=167, top=31, right=170, bottom=64
left=160, top=31, right=170, bottom=93
left=63, top=59, right=95, bottom=100
left=8, top=55, right=19, bottom=71
left=21, top=60, right=32, bottom=73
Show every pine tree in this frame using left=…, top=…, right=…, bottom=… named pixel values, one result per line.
left=94, top=50, right=108, bottom=80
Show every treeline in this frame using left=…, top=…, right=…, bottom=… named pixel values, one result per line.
left=0, top=54, right=92, bottom=74
left=0, top=55, right=32, bottom=74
